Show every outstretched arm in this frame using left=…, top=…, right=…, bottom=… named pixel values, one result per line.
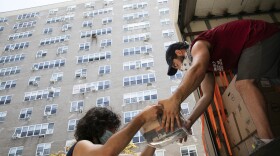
left=186, top=72, right=215, bottom=128
left=159, top=40, right=211, bottom=132
left=74, top=105, right=162, bottom=156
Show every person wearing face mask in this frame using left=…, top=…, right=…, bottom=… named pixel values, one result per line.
left=66, top=105, right=163, bottom=156
left=159, top=19, right=280, bottom=151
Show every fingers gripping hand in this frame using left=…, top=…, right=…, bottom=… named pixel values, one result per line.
left=158, top=99, right=181, bottom=132
left=141, top=104, right=163, bottom=123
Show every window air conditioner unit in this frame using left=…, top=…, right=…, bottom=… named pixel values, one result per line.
left=32, top=66, right=39, bottom=71
left=49, top=87, right=55, bottom=93
left=37, top=152, right=43, bottom=156
left=146, top=66, right=151, bottom=70
left=143, top=38, right=149, bottom=42
left=32, top=81, right=39, bottom=86
left=147, top=82, right=152, bottom=86
left=81, top=75, right=87, bottom=79
left=25, top=114, right=31, bottom=120
left=78, top=108, right=83, bottom=113
left=38, top=134, right=45, bottom=138
left=91, top=86, right=97, bottom=92
left=50, top=78, right=56, bottom=84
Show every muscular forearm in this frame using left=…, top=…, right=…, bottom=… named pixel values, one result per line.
left=104, top=115, right=145, bottom=155
left=173, top=66, right=205, bottom=104
left=188, top=95, right=212, bottom=126
left=140, top=146, right=156, bottom=156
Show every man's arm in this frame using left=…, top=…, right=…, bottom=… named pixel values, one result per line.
left=159, top=40, right=211, bottom=132
left=186, top=72, right=215, bottom=128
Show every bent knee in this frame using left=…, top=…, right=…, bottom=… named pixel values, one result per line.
left=235, top=79, right=255, bottom=92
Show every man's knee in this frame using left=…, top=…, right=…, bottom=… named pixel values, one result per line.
left=235, top=79, right=255, bottom=93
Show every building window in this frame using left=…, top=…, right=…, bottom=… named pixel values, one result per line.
left=70, top=100, right=84, bottom=113
left=8, top=31, right=32, bottom=40
left=157, top=0, right=168, bottom=4
left=162, top=29, right=175, bottom=37
left=19, top=108, right=32, bottom=120
left=102, top=17, right=112, bottom=25
left=160, top=18, right=170, bottom=26
left=0, top=95, right=12, bottom=105
left=164, top=41, right=177, bottom=50
left=123, top=11, right=148, bottom=21
left=49, top=8, right=58, bottom=15
left=75, top=68, right=87, bottom=79
left=83, top=8, right=113, bottom=18
left=12, top=123, right=54, bottom=138
left=0, top=17, right=8, bottom=23
left=169, top=71, right=183, bottom=80
left=36, top=50, right=47, bottom=58
left=62, top=24, right=72, bottom=32
left=77, top=52, right=111, bottom=64
left=0, top=111, right=7, bottom=122
left=68, top=119, right=79, bottom=131
left=155, top=149, right=165, bottom=156
left=44, top=104, right=57, bottom=116
left=0, top=80, right=16, bottom=90
left=82, top=21, right=93, bottom=27
left=40, top=35, right=70, bottom=46
left=123, top=2, right=148, bottom=10
left=72, top=80, right=110, bottom=94
left=180, top=145, right=197, bottom=156
left=0, top=54, right=25, bottom=64
left=36, top=143, right=51, bottom=156
left=57, top=46, right=68, bottom=55
left=0, top=26, right=4, bottom=32
left=43, top=28, right=53, bottom=34
left=124, top=110, right=144, bottom=143
left=181, top=103, right=190, bottom=116
left=159, top=8, right=169, bottom=15
left=24, top=87, right=61, bottom=102
left=17, top=12, right=39, bottom=20
left=123, top=21, right=150, bottom=31
left=79, top=42, right=90, bottom=51
left=28, top=76, right=40, bottom=86
left=98, top=65, right=111, bottom=75
left=171, top=86, right=178, bottom=94
left=13, top=21, right=36, bottom=29
left=123, top=45, right=152, bottom=56
left=0, top=66, right=20, bottom=76
left=32, top=59, right=65, bottom=71
left=80, top=27, right=112, bottom=38
left=8, top=146, right=23, bottom=156
left=100, top=39, right=112, bottom=48
left=46, top=14, right=74, bottom=24
left=66, top=5, right=76, bottom=12
left=123, top=89, right=157, bottom=104
left=123, top=33, right=150, bottom=43
left=50, top=72, right=63, bottom=83
left=123, top=58, right=154, bottom=70
left=123, top=73, right=155, bottom=87
left=4, top=42, right=29, bottom=52
left=96, top=96, right=110, bottom=107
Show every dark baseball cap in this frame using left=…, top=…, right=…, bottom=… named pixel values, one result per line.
left=166, top=42, right=189, bottom=76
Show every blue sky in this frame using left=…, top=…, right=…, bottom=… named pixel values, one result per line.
left=0, top=0, right=71, bottom=12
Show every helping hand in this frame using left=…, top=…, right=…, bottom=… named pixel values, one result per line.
left=140, top=104, right=163, bottom=123
left=178, top=119, right=193, bottom=143
left=158, top=98, right=182, bottom=132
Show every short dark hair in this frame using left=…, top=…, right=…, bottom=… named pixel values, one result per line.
left=74, top=107, right=121, bottom=144
left=166, top=42, right=189, bottom=76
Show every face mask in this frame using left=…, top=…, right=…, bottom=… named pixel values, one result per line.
left=180, top=56, right=191, bottom=71
left=99, top=130, right=113, bottom=144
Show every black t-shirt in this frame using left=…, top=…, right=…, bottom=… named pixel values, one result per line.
left=66, top=142, right=77, bottom=156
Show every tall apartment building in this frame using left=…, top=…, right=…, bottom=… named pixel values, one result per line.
left=0, top=0, right=205, bottom=155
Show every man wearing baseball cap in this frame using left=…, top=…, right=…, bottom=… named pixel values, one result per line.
left=159, top=19, right=280, bottom=150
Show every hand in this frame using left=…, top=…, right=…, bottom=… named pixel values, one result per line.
left=140, top=104, right=163, bottom=123
left=158, top=98, right=181, bottom=132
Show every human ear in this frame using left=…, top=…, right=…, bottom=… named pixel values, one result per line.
left=175, top=49, right=184, bottom=56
